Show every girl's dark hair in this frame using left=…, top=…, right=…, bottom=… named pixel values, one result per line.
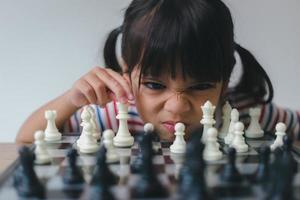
left=104, top=0, right=273, bottom=104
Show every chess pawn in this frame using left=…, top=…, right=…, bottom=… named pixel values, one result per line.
left=144, top=123, right=160, bottom=152
left=203, top=127, right=223, bottom=161
left=34, top=130, right=51, bottom=164
left=44, top=110, right=62, bottom=142
left=113, top=102, right=134, bottom=147
left=103, top=129, right=119, bottom=163
left=218, top=101, right=232, bottom=139
left=270, top=122, right=287, bottom=151
left=78, top=123, right=99, bottom=154
left=170, top=152, right=185, bottom=179
left=245, top=107, right=264, bottom=138
left=224, top=108, right=239, bottom=145
left=86, top=106, right=101, bottom=140
left=170, top=123, right=186, bottom=154
left=200, top=100, right=216, bottom=143
left=231, top=122, right=248, bottom=153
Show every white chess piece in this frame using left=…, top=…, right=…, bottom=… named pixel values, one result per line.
left=170, top=152, right=185, bottom=179
left=113, top=102, right=134, bottom=147
left=218, top=101, right=232, bottom=139
left=245, top=107, right=264, bottom=138
left=86, top=106, right=101, bottom=140
left=170, top=123, right=186, bottom=154
left=270, top=122, right=287, bottom=151
left=231, top=122, right=248, bottom=153
left=34, top=130, right=51, bottom=164
left=77, top=106, right=92, bottom=147
left=203, top=127, right=223, bottom=161
left=78, top=123, right=99, bottom=154
left=103, top=129, right=119, bottom=163
left=200, top=101, right=216, bottom=143
left=224, top=108, right=239, bottom=145
left=44, top=110, right=62, bottom=142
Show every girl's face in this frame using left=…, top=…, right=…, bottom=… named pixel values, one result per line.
left=128, top=68, right=224, bottom=141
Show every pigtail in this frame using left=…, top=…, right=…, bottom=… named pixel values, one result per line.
left=234, top=43, right=274, bottom=104
left=104, top=26, right=123, bottom=73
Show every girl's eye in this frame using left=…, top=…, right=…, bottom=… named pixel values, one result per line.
left=189, top=83, right=215, bottom=91
left=143, top=82, right=166, bottom=90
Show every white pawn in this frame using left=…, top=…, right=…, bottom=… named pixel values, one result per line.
left=113, top=102, right=134, bottom=147
left=203, top=127, right=223, bottom=161
left=231, top=122, right=248, bottom=153
left=200, top=100, right=216, bottom=143
left=34, top=130, right=51, bottom=164
left=245, top=107, right=264, bottom=138
left=44, top=110, right=62, bottom=142
left=86, top=106, right=101, bottom=140
left=224, top=109, right=239, bottom=145
left=218, top=101, right=232, bottom=139
left=270, top=122, right=287, bottom=151
left=170, top=123, right=186, bottom=154
left=78, top=123, right=99, bottom=154
left=103, top=129, right=119, bottom=163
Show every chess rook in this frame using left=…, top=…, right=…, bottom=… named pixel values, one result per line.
left=113, top=102, right=134, bottom=147
left=44, top=110, right=62, bottom=142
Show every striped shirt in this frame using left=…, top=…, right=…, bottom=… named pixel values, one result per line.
left=63, top=92, right=300, bottom=139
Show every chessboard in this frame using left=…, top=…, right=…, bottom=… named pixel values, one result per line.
left=0, top=133, right=300, bottom=200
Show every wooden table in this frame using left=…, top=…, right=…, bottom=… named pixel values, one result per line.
left=0, top=143, right=19, bottom=175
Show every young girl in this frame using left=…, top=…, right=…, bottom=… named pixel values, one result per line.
left=16, top=0, right=300, bottom=143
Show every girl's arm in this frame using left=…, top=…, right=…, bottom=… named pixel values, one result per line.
left=16, top=90, right=79, bottom=144
left=16, top=67, right=133, bottom=144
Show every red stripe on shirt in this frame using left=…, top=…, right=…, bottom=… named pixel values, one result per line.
left=105, top=105, right=112, bottom=129
left=68, top=119, right=73, bottom=132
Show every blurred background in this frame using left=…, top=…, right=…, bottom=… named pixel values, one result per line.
left=0, top=0, right=299, bottom=142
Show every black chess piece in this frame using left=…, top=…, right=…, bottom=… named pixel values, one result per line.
left=254, top=145, right=271, bottom=183
left=131, top=133, right=169, bottom=198
left=90, top=145, right=118, bottom=186
left=88, top=146, right=116, bottom=200
left=266, top=141, right=295, bottom=200
left=178, top=134, right=212, bottom=200
left=282, top=135, right=297, bottom=174
left=221, top=148, right=243, bottom=183
left=130, top=135, right=144, bottom=173
left=13, top=146, right=45, bottom=198
left=63, top=148, right=84, bottom=184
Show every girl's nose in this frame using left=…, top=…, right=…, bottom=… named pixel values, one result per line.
left=163, top=92, right=191, bottom=115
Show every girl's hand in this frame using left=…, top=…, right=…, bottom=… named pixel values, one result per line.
left=68, top=67, right=134, bottom=108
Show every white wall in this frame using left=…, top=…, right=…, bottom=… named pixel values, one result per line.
left=0, top=0, right=299, bottom=142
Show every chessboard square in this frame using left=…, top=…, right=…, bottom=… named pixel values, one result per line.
left=157, top=174, right=170, bottom=185
left=163, top=155, right=174, bottom=164
left=153, top=156, right=164, bottom=164
left=236, top=163, right=258, bottom=174
left=48, top=149, right=69, bottom=157
left=154, top=164, right=166, bottom=174
left=51, top=157, right=66, bottom=165
left=34, top=165, right=60, bottom=179
left=161, top=141, right=172, bottom=148
left=165, top=164, right=175, bottom=175
left=78, top=155, right=96, bottom=166
left=162, top=148, right=171, bottom=156
left=247, top=140, right=273, bottom=148
left=112, top=186, right=130, bottom=200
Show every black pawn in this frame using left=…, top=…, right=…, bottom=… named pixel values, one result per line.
left=178, top=133, right=212, bottom=200
left=13, top=146, right=45, bottom=198
left=254, top=145, right=271, bottom=183
left=130, top=135, right=144, bottom=173
left=221, top=148, right=243, bottom=183
left=88, top=146, right=116, bottom=200
left=90, top=146, right=118, bottom=186
left=131, top=133, right=168, bottom=198
left=282, top=135, right=297, bottom=174
left=63, top=148, right=84, bottom=184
